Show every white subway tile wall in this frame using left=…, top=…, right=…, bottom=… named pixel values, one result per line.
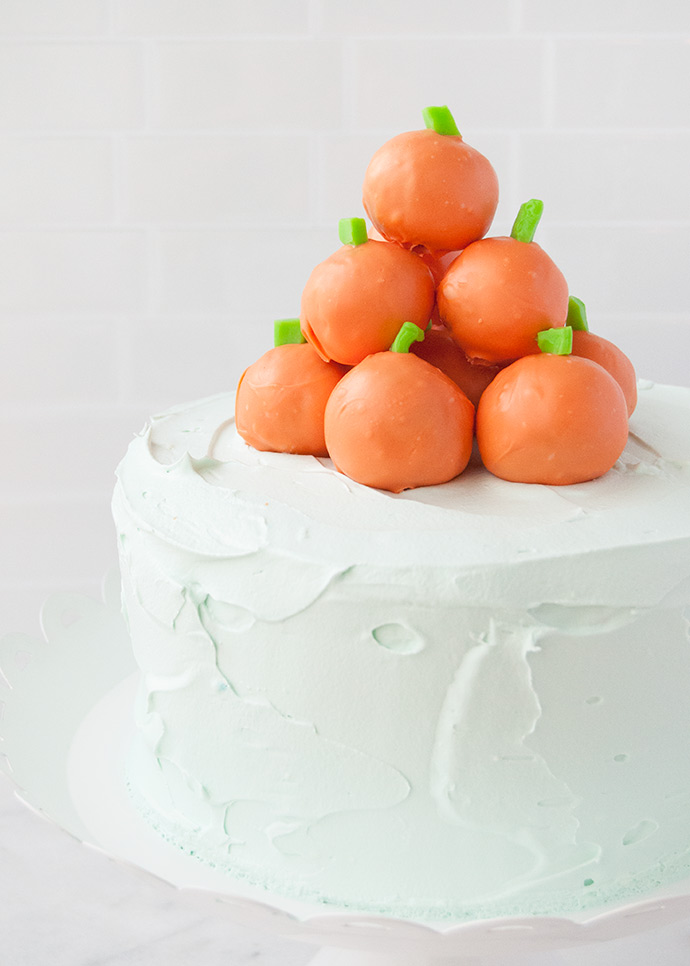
left=2, top=0, right=689, bottom=630
left=0, top=231, right=148, bottom=314
left=0, top=137, right=115, bottom=223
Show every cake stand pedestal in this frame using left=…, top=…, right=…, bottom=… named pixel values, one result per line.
left=2, top=576, right=690, bottom=966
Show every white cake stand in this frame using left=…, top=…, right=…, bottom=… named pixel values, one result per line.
left=2, top=574, right=690, bottom=966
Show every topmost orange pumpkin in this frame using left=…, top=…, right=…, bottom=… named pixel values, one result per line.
left=362, top=106, right=499, bottom=255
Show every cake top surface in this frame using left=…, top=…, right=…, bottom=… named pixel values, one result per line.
left=116, top=381, right=690, bottom=609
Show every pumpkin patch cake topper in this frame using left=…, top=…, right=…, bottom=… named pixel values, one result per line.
left=235, top=105, right=637, bottom=492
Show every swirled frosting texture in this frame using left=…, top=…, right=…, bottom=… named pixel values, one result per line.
left=114, top=383, right=690, bottom=919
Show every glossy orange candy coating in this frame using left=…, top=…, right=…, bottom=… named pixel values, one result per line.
left=411, top=327, right=501, bottom=407
left=476, top=353, right=629, bottom=485
left=362, top=129, right=499, bottom=254
left=421, top=248, right=464, bottom=286
left=571, top=329, right=637, bottom=416
left=300, top=239, right=435, bottom=367
left=437, top=237, right=569, bottom=364
left=324, top=351, right=475, bottom=493
left=369, top=225, right=461, bottom=285
left=235, top=342, right=346, bottom=457
left=367, top=226, right=459, bottom=326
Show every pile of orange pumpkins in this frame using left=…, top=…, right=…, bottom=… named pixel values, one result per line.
left=235, top=106, right=636, bottom=492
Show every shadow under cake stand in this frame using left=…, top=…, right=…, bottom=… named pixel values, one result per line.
left=2, top=575, right=690, bottom=966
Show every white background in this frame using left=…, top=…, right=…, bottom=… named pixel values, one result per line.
left=1, top=2, right=690, bottom=963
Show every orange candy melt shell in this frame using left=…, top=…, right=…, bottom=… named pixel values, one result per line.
left=325, top=352, right=475, bottom=493
left=363, top=128, right=499, bottom=254
left=236, top=342, right=346, bottom=457
left=300, top=238, right=435, bottom=366
left=411, top=327, right=501, bottom=408
left=571, top=329, right=637, bottom=416
left=438, top=237, right=569, bottom=364
left=476, top=354, right=629, bottom=486
left=367, top=226, right=461, bottom=284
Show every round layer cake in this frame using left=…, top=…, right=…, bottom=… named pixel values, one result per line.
left=113, top=381, right=690, bottom=920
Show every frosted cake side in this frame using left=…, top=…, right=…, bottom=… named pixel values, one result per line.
left=113, top=383, right=690, bottom=920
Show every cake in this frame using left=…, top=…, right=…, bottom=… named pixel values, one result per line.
left=113, top=106, right=690, bottom=920
left=114, top=383, right=690, bottom=920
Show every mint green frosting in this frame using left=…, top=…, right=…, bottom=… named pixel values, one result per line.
left=114, top=383, right=690, bottom=920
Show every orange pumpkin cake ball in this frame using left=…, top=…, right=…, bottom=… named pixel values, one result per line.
left=566, top=296, right=637, bottom=416
left=368, top=225, right=459, bottom=326
left=236, top=321, right=346, bottom=457
left=437, top=199, right=569, bottom=364
left=410, top=326, right=500, bottom=407
left=300, top=218, right=434, bottom=366
left=325, top=323, right=475, bottom=493
left=476, top=327, right=629, bottom=486
left=362, top=106, right=498, bottom=254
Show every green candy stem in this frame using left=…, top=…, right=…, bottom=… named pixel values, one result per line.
left=390, top=321, right=425, bottom=353
left=274, top=318, right=306, bottom=347
left=339, top=217, right=368, bottom=247
left=537, top=325, right=573, bottom=355
left=510, top=199, right=544, bottom=244
left=566, top=295, right=589, bottom=332
left=422, top=105, right=460, bottom=137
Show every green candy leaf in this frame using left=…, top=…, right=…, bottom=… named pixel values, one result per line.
left=422, top=105, right=460, bottom=137
left=339, top=217, right=368, bottom=246
left=390, top=321, right=425, bottom=353
left=537, top=325, right=573, bottom=355
left=510, top=199, right=544, bottom=243
left=566, top=295, right=589, bottom=332
left=274, top=318, right=306, bottom=347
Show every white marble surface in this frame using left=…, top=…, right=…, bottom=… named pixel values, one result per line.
left=0, top=777, right=312, bottom=966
